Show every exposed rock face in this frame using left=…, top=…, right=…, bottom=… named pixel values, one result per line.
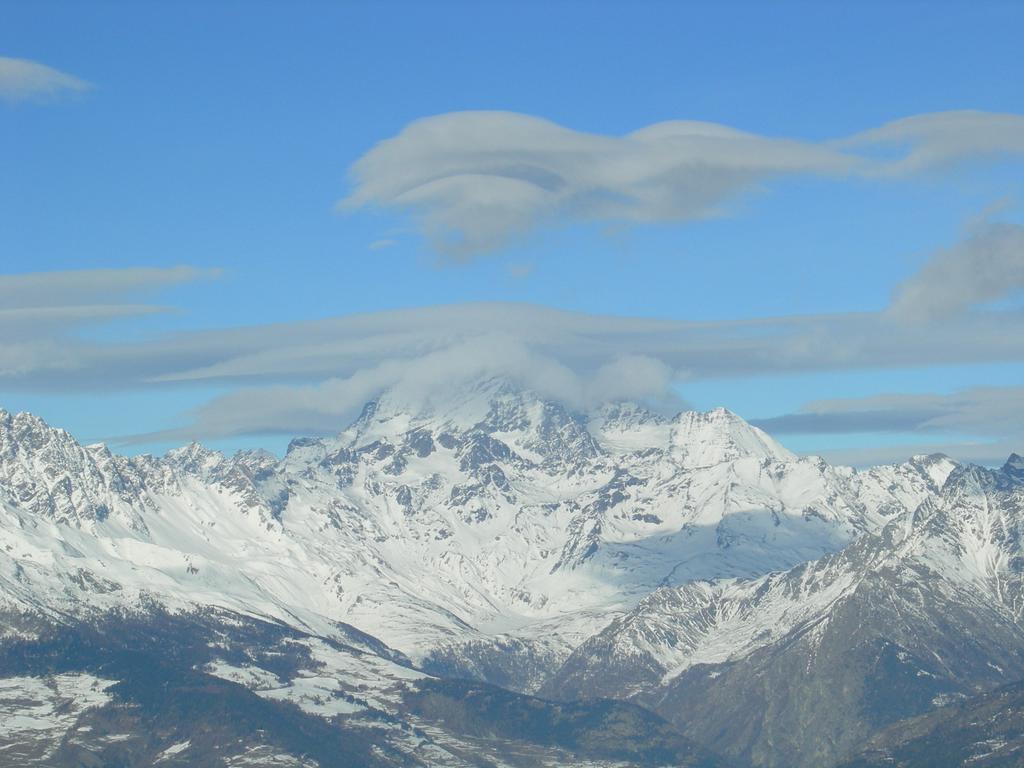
left=839, top=679, right=1024, bottom=768
left=0, top=607, right=724, bottom=767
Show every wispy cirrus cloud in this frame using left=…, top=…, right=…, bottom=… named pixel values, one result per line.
left=0, top=266, right=220, bottom=340
left=753, top=386, right=1024, bottom=468
left=125, top=303, right=1024, bottom=444
left=0, top=219, right=1022, bottom=458
left=0, top=266, right=220, bottom=309
left=886, top=221, right=1024, bottom=322
left=0, top=56, right=91, bottom=102
left=342, top=110, right=1024, bottom=259
left=753, top=386, right=1024, bottom=438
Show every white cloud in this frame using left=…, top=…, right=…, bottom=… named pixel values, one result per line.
left=0, top=266, right=220, bottom=310
left=887, top=221, right=1024, bottom=322
left=0, top=56, right=91, bottom=102
left=839, top=110, right=1024, bottom=176
left=3, top=221, right=1024, bottom=444
left=754, top=386, right=1024, bottom=438
left=342, top=111, right=854, bottom=258
left=0, top=305, right=169, bottom=341
left=751, top=385, right=1024, bottom=467
left=131, top=339, right=681, bottom=441
left=342, top=110, right=1024, bottom=259
left=0, top=265, right=219, bottom=343
left=588, top=355, right=675, bottom=408
left=81, top=294, right=1024, bottom=442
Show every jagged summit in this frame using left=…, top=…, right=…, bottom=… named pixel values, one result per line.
left=0, top=408, right=71, bottom=447
left=342, top=377, right=546, bottom=438
left=297, top=379, right=795, bottom=472
left=164, top=440, right=226, bottom=476
left=1003, top=452, right=1024, bottom=480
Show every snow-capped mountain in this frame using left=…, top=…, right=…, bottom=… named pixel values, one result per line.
left=542, top=456, right=1024, bottom=768
left=0, top=381, right=949, bottom=663
left=2, top=380, right=1018, bottom=768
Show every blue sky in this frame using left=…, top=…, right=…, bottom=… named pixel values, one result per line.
left=2, top=1, right=1024, bottom=465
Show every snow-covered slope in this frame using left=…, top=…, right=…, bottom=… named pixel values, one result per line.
left=541, top=456, right=1024, bottom=768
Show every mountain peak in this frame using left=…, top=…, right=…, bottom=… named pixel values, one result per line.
left=0, top=408, right=80, bottom=457
left=1003, top=452, right=1024, bottom=479
left=336, top=380, right=796, bottom=469
left=164, top=441, right=226, bottom=477
left=1, top=407, right=55, bottom=432
left=338, top=378, right=604, bottom=467
left=668, top=407, right=795, bottom=467
left=345, top=376, right=525, bottom=441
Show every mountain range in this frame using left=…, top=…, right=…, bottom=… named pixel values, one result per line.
left=1, top=379, right=1021, bottom=767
